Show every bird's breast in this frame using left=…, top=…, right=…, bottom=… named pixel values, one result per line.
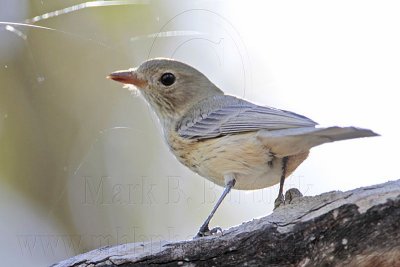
left=165, top=130, right=289, bottom=190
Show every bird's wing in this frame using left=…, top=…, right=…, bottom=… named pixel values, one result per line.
left=177, top=95, right=317, bottom=139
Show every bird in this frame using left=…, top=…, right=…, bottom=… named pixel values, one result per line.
left=107, top=58, right=379, bottom=238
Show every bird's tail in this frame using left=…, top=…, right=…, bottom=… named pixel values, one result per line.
left=256, top=126, right=379, bottom=157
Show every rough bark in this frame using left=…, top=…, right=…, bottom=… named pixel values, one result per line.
left=52, top=179, right=400, bottom=267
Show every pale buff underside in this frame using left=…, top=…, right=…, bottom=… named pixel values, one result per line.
left=166, top=131, right=309, bottom=190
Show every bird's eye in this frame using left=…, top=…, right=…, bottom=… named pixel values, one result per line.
left=160, top=73, right=175, bottom=86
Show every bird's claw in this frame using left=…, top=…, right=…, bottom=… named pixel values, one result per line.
left=274, top=193, right=285, bottom=210
left=194, top=226, right=223, bottom=239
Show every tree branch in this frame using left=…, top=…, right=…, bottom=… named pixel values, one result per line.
left=53, top=179, right=400, bottom=267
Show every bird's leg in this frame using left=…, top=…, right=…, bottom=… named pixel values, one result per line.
left=194, top=178, right=236, bottom=238
left=274, top=156, right=288, bottom=210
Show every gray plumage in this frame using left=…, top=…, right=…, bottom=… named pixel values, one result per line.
left=256, top=126, right=378, bottom=157
left=177, top=94, right=317, bottom=139
left=176, top=94, right=377, bottom=155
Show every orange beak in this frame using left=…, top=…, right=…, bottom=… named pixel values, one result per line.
left=107, top=69, right=147, bottom=88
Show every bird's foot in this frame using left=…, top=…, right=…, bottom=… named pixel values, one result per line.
left=194, top=225, right=223, bottom=239
left=274, top=193, right=285, bottom=210
left=274, top=188, right=303, bottom=210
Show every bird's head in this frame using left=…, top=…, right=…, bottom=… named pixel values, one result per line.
left=108, top=58, right=223, bottom=122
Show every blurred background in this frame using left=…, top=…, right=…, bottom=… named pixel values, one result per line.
left=1, top=0, right=399, bottom=266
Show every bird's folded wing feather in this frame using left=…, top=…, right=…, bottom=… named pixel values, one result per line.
left=177, top=95, right=317, bottom=139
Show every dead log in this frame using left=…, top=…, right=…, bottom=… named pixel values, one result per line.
left=52, top=179, right=400, bottom=267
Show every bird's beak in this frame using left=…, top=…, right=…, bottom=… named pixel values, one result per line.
left=107, top=69, right=147, bottom=88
